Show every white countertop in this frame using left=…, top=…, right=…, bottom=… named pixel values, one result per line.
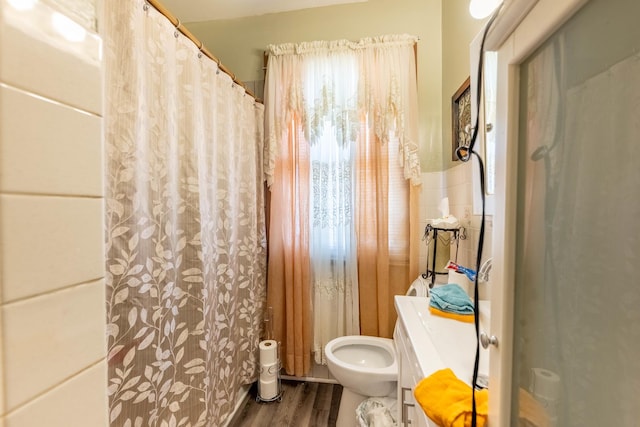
left=394, top=295, right=490, bottom=387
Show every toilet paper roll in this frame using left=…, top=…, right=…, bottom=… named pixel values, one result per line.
left=530, top=368, right=560, bottom=402
left=259, top=377, right=278, bottom=400
left=259, top=361, right=279, bottom=381
left=259, top=340, right=278, bottom=365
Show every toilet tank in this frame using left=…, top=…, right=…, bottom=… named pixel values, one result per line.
left=406, top=275, right=429, bottom=297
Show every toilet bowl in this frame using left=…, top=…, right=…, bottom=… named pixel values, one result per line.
left=325, top=335, right=397, bottom=397
left=325, top=336, right=397, bottom=427
left=324, top=277, right=428, bottom=426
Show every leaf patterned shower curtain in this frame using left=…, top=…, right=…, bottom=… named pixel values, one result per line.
left=104, top=1, right=266, bottom=426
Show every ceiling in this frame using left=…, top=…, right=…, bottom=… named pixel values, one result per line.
left=160, top=0, right=368, bottom=23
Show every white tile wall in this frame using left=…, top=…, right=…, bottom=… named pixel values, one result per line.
left=0, top=2, right=102, bottom=114
left=4, top=361, right=108, bottom=427
left=41, top=0, right=98, bottom=32
left=0, top=195, right=104, bottom=302
left=0, top=0, right=106, bottom=424
left=2, top=280, right=106, bottom=411
left=0, top=321, right=4, bottom=417
left=0, top=13, right=5, bottom=423
left=0, top=85, right=103, bottom=196
left=420, top=164, right=493, bottom=297
left=418, top=171, right=444, bottom=273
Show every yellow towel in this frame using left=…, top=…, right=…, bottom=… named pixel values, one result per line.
left=414, top=368, right=489, bottom=427
left=429, top=306, right=475, bottom=323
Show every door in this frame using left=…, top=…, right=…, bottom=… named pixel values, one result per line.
left=489, top=0, right=640, bottom=425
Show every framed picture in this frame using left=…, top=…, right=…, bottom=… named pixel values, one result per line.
left=452, top=77, right=472, bottom=161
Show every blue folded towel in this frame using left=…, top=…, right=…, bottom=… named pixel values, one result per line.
left=429, top=284, right=475, bottom=315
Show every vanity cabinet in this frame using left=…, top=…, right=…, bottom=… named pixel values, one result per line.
left=394, top=295, right=490, bottom=427
left=394, top=320, right=429, bottom=427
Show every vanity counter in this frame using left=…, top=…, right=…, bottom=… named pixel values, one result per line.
left=394, top=295, right=490, bottom=426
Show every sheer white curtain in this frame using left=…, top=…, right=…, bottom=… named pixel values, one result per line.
left=305, top=51, right=361, bottom=363
left=104, top=1, right=266, bottom=425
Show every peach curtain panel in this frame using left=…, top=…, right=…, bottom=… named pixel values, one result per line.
left=264, top=35, right=421, bottom=376
left=356, top=128, right=421, bottom=338
left=266, top=117, right=313, bottom=377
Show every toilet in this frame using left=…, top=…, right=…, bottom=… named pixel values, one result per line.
left=324, top=275, right=429, bottom=427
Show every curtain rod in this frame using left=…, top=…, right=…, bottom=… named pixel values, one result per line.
left=145, top=0, right=261, bottom=103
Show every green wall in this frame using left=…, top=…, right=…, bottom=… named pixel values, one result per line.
left=186, top=0, right=484, bottom=172
left=442, top=0, right=485, bottom=169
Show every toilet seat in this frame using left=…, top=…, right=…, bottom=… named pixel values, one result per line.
left=325, top=335, right=397, bottom=397
left=325, top=335, right=396, bottom=377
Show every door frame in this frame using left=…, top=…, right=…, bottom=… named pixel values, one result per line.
left=487, top=0, right=588, bottom=424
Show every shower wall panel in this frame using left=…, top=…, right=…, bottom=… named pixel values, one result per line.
left=0, top=0, right=107, bottom=425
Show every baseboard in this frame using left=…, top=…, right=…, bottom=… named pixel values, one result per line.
left=280, top=374, right=339, bottom=385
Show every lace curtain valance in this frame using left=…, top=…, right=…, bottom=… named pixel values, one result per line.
left=264, top=34, right=421, bottom=187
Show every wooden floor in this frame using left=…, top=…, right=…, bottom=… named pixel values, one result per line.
left=228, top=380, right=343, bottom=427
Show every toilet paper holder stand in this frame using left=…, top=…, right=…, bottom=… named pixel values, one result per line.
left=256, top=341, right=282, bottom=403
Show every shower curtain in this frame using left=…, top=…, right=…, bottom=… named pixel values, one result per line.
left=104, top=1, right=267, bottom=426
left=516, top=28, right=640, bottom=425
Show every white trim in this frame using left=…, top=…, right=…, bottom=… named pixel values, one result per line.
left=489, top=35, right=519, bottom=425
left=485, top=0, right=539, bottom=51
left=507, top=0, right=589, bottom=63
left=281, top=374, right=339, bottom=384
